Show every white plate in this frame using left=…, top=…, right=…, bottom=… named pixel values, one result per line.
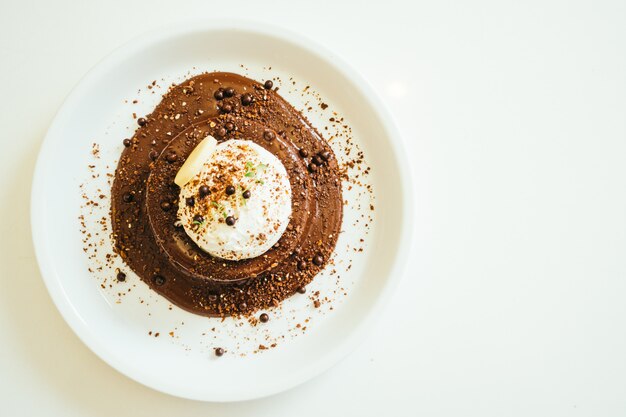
left=31, top=21, right=413, bottom=401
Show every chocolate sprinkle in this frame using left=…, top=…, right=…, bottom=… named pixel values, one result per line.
left=263, top=130, right=275, bottom=141
left=199, top=185, right=210, bottom=197
left=241, top=94, right=253, bottom=106
left=313, top=255, right=324, bottom=266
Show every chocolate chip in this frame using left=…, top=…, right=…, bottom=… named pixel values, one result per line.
left=149, top=150, right=158, bottom=160
left=220, top=104, right=232, bottom=114
left=117, top=271, right=126, bottom=282
left=224, top=87, right=235, bottom=97
left=213, top=89, right=224, bottom=100
left=225, top=216, right=236, bottom=226
left=239, top=302, right=248, bottom=310
left=225, top=122, right=235, bottom=131
left=297, top=260, right=307, bottom=270
left=312, top=155, right=323, bottom=166
left=123, top=138, right=131, bottom=147
left=264, top=80, right=273, bottom=89
left=226, top=185, right=236, bottom=195
left=193, top=214, right=204, bottom=224
left=186, top=197, right=195, bottom=207
left=122, top=192, right=134, bottom=203
left=308, top=163, right=318, bottom=173
left=319, top=150, right=331, bottom=161
left=217, top=127, right=227, bottom=137
left=160, top=201, right=171, bottom=211
left=199, top=185, right=210, bottom=197
left=153, top=275, right=166, bottom=286
left=313, top=255, right=324, bottom=266
left=214, top=347, right=224, bottom=357
left=297, top=286, right=306, bottom=294
left=242, top=190, right=251, bottom=199
left=259, top=313, right=269, bottom=323
left=166, top=152, right=178, bottom=163
left=278, top=130, right=287, bottom=138
left=299, top=148, right=309, bottom=158
left=292, top=247, right=301, bottom=257
left=263, top=130, right=275, bottom=141
left=241, top=94, right=253, bottom=105
left=137, top=117, right=147, bottom=126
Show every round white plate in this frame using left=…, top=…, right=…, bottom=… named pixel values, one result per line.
left=31, top=21, right=413, bottom=401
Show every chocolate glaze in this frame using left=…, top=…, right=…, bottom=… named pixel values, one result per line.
left=111, top=72, right=342, bottom=316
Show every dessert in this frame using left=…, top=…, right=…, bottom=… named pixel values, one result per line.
left=111, top=72, right=343, bottom=316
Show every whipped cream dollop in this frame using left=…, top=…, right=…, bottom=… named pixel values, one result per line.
left=177, top=139, right=292, bottom=261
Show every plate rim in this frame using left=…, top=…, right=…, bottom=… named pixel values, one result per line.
left=30, top=19, right=415, bottom=402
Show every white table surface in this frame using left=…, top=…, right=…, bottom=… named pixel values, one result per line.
left=1, top=0, right=625, bottom=415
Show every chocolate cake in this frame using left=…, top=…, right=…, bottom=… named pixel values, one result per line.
left=111, top=72, right=343, bottom=317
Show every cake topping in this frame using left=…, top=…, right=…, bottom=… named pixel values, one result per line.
left=263, top=130, right=275, bottom=141
left=173, top=135, right=218, bottom=187
left=177, top=139, right=292, bottom=261
left=199, top=185, right=210, bottom=197
left=241, top=94, right=253, bottom=106
left=313, top=254, right=324, bottom=266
